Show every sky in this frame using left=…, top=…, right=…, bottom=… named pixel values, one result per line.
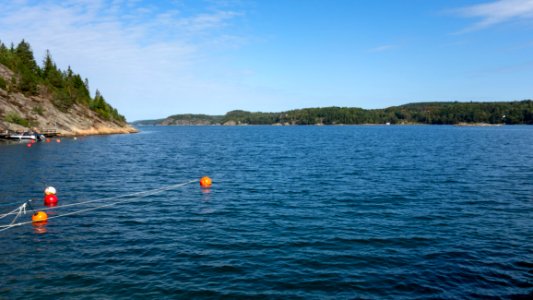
left=0, top=0, right=532, bottom=121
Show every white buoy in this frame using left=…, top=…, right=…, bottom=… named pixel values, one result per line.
left=44, top=186, right=56, bottom=195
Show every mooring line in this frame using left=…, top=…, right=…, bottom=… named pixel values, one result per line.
left=0, top=206, right=23, bottom=220
left=0, top=179, right=197, bottom=232
left=0, top=180, right=198, bottom=218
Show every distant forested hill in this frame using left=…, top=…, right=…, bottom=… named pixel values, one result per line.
left=134, top=101, right=533, bottom=126
left=134, top=114, right=223, bottom=126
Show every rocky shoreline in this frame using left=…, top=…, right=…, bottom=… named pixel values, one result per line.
left=62, top=125, right=138, bottom=136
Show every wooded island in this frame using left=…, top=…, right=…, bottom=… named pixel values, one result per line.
left=136, top=100, right=533, bottom=126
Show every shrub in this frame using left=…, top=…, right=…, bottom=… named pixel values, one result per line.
left=32, top=105, right=44, bottom=115
left=4, top=112, right=30, bottom=127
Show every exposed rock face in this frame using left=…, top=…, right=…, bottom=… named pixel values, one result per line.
left=0, top=64, right=137, bottom=136
left=160, top=117, right=212, bottom=126
left=222, top=120, right=237, bottom=126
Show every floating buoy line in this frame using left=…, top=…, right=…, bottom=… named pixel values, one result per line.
left=0, top=177, right=212, bottom=233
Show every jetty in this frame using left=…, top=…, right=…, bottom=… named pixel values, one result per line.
left=39, top=129, right=61, bottom=137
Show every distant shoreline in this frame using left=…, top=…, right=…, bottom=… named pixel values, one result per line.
left=454, top=122, right=504, bottom=127
left=135, top=122, right=512, bottom=127
left=133, top=100, right=533, bottom=126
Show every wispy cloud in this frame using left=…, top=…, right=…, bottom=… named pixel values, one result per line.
left=368, top=44, right=397, bottom=53
left=0, top=0, right=246, bottom=119
left=454, top=0, right=533, bottom=32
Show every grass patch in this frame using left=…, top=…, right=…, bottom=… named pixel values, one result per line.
left=32, top=105, right=44, bottom=116
left=4, top=112, right=30, bottom=127
left=0, top=77, right=6, bottom=90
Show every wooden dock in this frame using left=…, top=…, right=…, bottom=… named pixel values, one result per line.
left=40, top=129, right=60, bottom=137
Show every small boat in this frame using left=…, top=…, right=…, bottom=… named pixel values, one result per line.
left=9, top=131, right=45, bottom=141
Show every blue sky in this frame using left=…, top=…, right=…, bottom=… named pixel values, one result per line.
left=0, top=0, right=532, bottom=121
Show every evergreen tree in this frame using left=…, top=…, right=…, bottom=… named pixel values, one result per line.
left=42, top=50, right=64, bottom=88
left=13, top=40, right=40, bottom=94
left=15, top=39, right=39, bottom=75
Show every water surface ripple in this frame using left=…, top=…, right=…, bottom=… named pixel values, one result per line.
left=1, top=126, right=532, bottom=299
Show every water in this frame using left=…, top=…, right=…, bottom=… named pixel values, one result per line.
left=1, top=126, right=532, bottom=299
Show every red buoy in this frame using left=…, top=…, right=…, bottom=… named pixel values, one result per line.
left=44, top=194, right=58, bottom=206
left=27, top=143, right=32, bottom=147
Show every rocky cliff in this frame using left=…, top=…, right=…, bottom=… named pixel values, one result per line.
left=0, top=63, right=137, bottom=136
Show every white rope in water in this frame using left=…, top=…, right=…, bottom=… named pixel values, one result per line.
left=7, top=203, right=27, bottom=226
left=0, top=180, right=198, bottom=218
left=0, top=206, right=24, bottom=220
left=0, top=203, right=29, bottom=233
left=0, top=179, right=197, bottom=233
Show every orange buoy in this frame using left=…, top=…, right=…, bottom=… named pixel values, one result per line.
left=32, top=211, right=48, bottom=223
left=56, top=139, right=61, bottom=143
left=46, top=138, right=51, bottom=143
left=200, top=176, right=212, bottom=188
left=44, top=194, right=58, bottom=206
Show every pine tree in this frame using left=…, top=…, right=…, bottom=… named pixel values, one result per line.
left=15, top=39, right=39, bottom=75
left=13, top=40, right=40, bottom=94
left=42, top=50, right=64, bottom=88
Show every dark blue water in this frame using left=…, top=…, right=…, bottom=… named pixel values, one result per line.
left=1, top=126, right=532, bottom=299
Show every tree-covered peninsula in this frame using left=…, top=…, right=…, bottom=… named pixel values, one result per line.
left=135, top=100, right=533, bottom=126
left=0, top=39, right=136, bottom=135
